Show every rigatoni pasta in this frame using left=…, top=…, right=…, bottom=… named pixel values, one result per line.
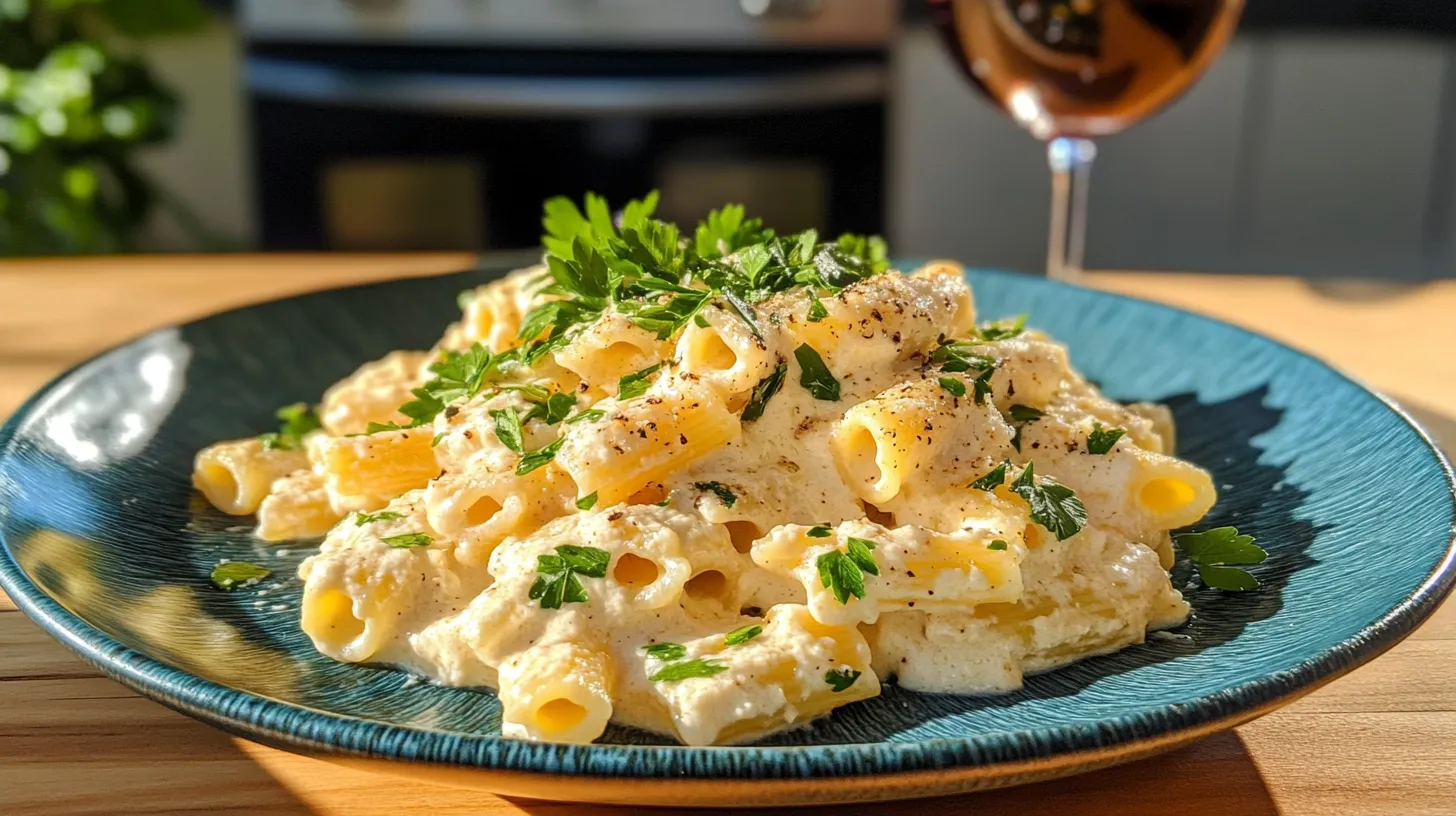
left=194, top=192, right=1253, bottom=747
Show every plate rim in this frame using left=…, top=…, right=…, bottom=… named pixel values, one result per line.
left=1, top=265, right=1453, bottom=783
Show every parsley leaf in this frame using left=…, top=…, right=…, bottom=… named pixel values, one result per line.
left=806, top=524, right=833, bottom=538
left=1176, top=527, right=1266, bottom=591
left=988, top=539, right=1008, bottom=551
left=825, top=668, right=862, bottom=692
left=1010, top=462, right=1087, bottom=541
left=529, top=545, right=610, bottom=608
left=557, top=544, right=610, bottom=578
left=975, top=313, right=1027, bottom=341
left=490, top=407, right=526, bottom=454
left=566, top=408, right=606, bottom=424
left=371, top=342, right=516, bottom=433
left=794, top=343, right=840, bottom=401
left=259, top=402, right=320, bottom=451
left=542, top=392, right=577, bottom=424
left=1196, top=565, right=1260, bottom=591
left=972, top=366, right=997, bottom=406
left=382, top=532, right=433, bottom=549
left=741, top=361, right=788, bottom=422
left=845, top=536, right=880, bottom=576
left=210, top=561, right=270, bottom=591
left=649, top=658, right=729, bottom=683
left=1006, top=404, right=1044, bottom=452
left=970, top=461, right=1008, bottom=491
left=725, top=624, right=763, bottom=646
left=642, top=642, right=687, bottom=661
left=1086, top=423, right=1126, bottom=455
left=694, top=481, right=737, bottom=508
left=817, top=538, right=879, bottom=605
left=930, top=341, right=997, bottom=374
left=516, top=437, right=564, bottom=476
left=695, top=203, right=770, bottom=259
left=576, top=491, right=599, bottom=511
left=354, top=510, right=404, bottom=526
left=807, top=292, right=829, bottom=322
left=1007, top=404, right=1044, bottom=423
left=618, top=362, right=665, bottom=400
left=938, top=376, right=966, bottom=397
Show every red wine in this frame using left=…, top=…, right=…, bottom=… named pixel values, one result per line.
left=928, top=0, right=1244, bottom=138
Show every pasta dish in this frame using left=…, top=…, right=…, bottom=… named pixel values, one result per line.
left=193, top=194, right=1259, bottom=746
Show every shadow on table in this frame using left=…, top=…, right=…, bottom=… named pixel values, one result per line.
left=502, top=731, right=1280, bottom=815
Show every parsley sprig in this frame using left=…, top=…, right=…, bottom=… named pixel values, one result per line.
left=529, top=545, right=611, bottom=609
left=930, top=342, right=999, bottom=405
left=521, top=191, right=891, bottom=348
left=1086, top=422, right=1126, bottom=454
left=259, top=403, right=320, bottom=451
left=817, top=537, right=880, bottom=604
left=1009, top=462, right=1087, bottom=541
left=368, top=342, right=523, bottom=434
left=1176, top=527, right=1266, bottom=591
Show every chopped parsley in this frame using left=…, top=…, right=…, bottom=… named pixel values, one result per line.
left=575, top=491, right=599, bottom=511
left=930, top=341, right=997, bottom=374
left=794, top=343, right=840, bottom=401
left=541, top=392, right=578, bottom=424
left=381, top=532, right=433, bottom=549
left=938, top=376, right=967, bottom=398
left=988, top=539, right=1008, bottom=551
left=526, top=191, right=888, bottom=350
left=807, top=292, right=829, bottom=322
left=724, top=624, right=763, bottom=646
left=490, top=407, right=525, bottom=454
left=530, top=544, right=610, bottom=609
left=354, top=510, right=404, bottom=526
left=825, top=668, right=862, bottom=692
left=694, top=481, right=737, bottom=508
left=1010, top=462, right=1087, bottom=541
left=970, top=461, right=1008, bottom=491
left=1086, top=423, right=1126, bottom=455
left=1006, top=404, right=1044, bottom=452
left=1176, top=527, right=1266, bottom=591
left=816, top=537, right=879, bottom=604
left=618, top=362, right=665, bottom=400
left=370, top=343, right=521, bottom=433
left=516, top=437, right=564, bottom=476
left=649, top=658, right=729, bottom=683
left=974, top=313, right=1027, bottom=341
left=259, top=403, right=320, bottom=451
left=565, top=408, right=606, bottom=424
left=806, top=524, right=833, bottom=538
left=931, top=342, right=999, bottom=406
left=642, top=642, right=687, bottom=661
left=210, top=561, right=270, bottom=591
left=741, top=361, right=789, bottom=422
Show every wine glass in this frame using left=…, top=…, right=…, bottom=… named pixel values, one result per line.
left=926, top=0, right=1245, bottom=281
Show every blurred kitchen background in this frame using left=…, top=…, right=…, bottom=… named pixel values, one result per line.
left=4, top=0, right=1456, bottom=278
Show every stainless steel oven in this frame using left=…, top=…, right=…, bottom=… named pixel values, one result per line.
left=241, top=0, right=898, bottom=251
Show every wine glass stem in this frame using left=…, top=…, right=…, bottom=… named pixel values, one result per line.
left=1046, top=137, right=1097, bottom=282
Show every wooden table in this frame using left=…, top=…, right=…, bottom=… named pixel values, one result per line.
left=1, top=255, right=1453, bottom=816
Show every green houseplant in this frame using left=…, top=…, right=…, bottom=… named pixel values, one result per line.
left=0, top=0, right=211, bottom=254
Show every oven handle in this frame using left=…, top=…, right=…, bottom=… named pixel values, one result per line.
left=246, top=57, right=886, bottom=117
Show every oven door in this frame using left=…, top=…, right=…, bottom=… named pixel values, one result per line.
left=247, top=49, right=888, bottom=251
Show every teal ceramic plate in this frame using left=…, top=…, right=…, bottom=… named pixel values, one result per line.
left=1, top=262, right=1452, bottom=807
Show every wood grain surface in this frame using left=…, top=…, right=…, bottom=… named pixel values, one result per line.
left=1, top=255, right=1453, bottom=816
